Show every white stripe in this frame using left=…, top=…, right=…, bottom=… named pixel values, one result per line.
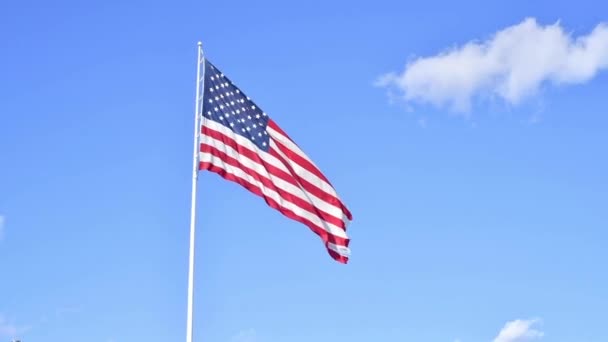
left=266, top=127, right=346, bottom=209
left=266, top=125, right=320, bottom=169
left=208, top=120, right=344, bottom=206
left=327, top=242, right=351, bottom=257
left=203, top=119, right=350, bottom=224
left=204, top=119, right=290, bottom=173
left=199, top=152, right=349, bottom=240
left=202, top=135, right=348, bottom=226
left=268, top=139, right=346, bottom=209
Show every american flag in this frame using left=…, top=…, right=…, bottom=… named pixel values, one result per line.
left=199, top=60, right=352, bottom=263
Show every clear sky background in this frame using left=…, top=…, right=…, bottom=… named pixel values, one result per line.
left=1, top=1, right=607, bottom=342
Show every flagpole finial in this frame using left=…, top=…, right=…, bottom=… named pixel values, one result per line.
left=197, top=41, right=203, bottom=47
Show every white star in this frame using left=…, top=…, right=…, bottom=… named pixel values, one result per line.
left=251, top=105, right=256, bottom=109
left=209, top=88, right=214, bottom=92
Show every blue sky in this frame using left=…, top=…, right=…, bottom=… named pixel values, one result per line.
left=1, top=0, right=607, bottom=342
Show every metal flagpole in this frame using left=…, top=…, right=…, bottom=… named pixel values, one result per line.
left=187, top=41, right=205, bottom=342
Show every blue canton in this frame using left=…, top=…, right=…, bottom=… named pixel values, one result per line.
left=202, top=60, right=270, bottom=151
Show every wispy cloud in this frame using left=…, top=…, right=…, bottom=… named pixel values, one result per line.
left=493, top=319, right=544, bottom=342
left=377, top=18, right=608, bottom=113
left=0, top=314, right=30, bottom=339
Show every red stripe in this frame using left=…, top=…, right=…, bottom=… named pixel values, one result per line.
left=202, top=126, right=348, bottom=228
left=268, top=120, right=352, bottom=221
left=269, top=145, right=353, bottom=221
left=268, top=120, right=331, bottom=184
left=202, top=127, right=307, bottom=190
left=328, top=248, right=349, bottom=264
left=201, top=142, right=347, bottom=229
left=199, top=161, right=350, bottom=262
left=204, top=123, right=351, bottom=222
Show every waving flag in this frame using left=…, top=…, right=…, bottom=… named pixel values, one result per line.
left=199, top=60, right=352, bottom=263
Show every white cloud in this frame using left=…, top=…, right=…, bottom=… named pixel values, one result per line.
left=0, top=215, right=4, bottom=241
left=377, top=18, right=608, bottom=112
left=493, top=319, right=544, bottom=342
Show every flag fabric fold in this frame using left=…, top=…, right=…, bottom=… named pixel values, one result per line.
left=199, top=59, right=352, bottom=263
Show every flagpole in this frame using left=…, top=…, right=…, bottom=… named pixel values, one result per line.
left=187, top=41, right=204, bottom=342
